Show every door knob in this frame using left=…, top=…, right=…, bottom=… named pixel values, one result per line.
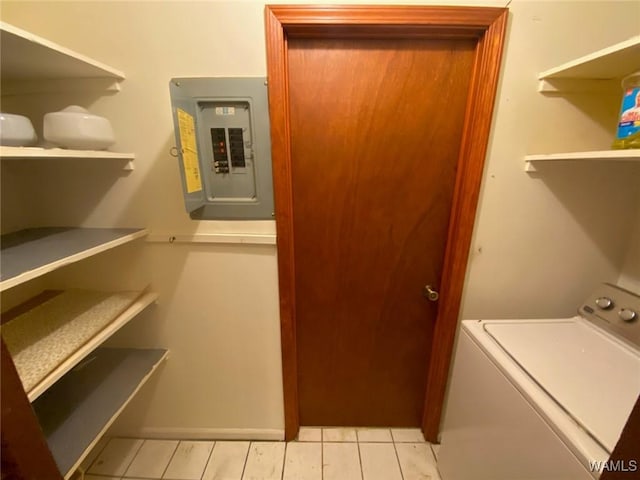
left=423, top=285, right=439, bottom=302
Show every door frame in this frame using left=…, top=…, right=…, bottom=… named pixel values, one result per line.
left=265, top=4, right=508, bottom=442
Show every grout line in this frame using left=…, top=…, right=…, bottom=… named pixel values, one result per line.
left=356, top=436, right=364, bottom=480
left=392, top=440, right=405, bottom=480
left=240, top=441, right=251, bottom=480
left=320, top=434, right=324, bottom=480
left=121, top=437, right=146, bottom=478
left=430, top=442, right=445, bottom=480
left=429, top=442, right=437, bottom=460
left=199, top=440, right=216, bottom=480
left=158, top=440, right=180, bottom=480
left=281, top=441, right=288, bottom=480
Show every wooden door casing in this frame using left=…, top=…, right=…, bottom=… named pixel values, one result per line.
left=288, top=37, right=476, bottom=427
left=265, top=5, right=508, bottom=441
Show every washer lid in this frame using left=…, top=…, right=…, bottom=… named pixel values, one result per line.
left=484, top=319, right=640, bottom=453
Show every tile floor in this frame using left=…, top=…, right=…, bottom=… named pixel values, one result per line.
left=83, top=428, right=441, bottom=480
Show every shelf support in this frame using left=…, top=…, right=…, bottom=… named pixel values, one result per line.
left=146, top=232, right=277, bottom=245
left=538, top=78, right=618, bottom=94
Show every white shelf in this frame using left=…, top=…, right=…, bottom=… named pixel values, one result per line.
left=1, top=21, right=124, bottom=94
left=0, top=146, right=134, bottom=160
left=32, top=347, right=168, bottom=479
left=0, top=147, right=135, bottom=170
left=1, top=289, right=158, bottom=401
left=538, top=36, right=640, bottom=93
left=524, top=149, right=640, bottom=172
left=0, top=227, right=148, bottom=292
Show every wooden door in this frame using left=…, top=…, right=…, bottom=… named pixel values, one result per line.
left=265, top=5, right=508, bottom=441
left=289, top=38, right=475, bottom=426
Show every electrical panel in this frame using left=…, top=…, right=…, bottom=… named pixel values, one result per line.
left=169, top=77, right=274, bottom=219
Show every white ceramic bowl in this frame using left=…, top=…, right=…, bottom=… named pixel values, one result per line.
left=43, top=105, right=115, bottom=150
left=0, top=113, right=37, bottom=147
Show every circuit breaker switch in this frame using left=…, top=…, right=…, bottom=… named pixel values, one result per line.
left=228, top=127, right=246, bottom=168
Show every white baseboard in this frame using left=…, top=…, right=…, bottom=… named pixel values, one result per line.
left=123, top=427, right=285, bottom=441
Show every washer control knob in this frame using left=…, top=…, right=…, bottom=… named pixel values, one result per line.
left=595, top=297, right=614, bottom=310
left=619, top=309, right=637, bottom=323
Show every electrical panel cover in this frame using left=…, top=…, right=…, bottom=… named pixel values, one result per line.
left=169, top=77, right=274, bottom=220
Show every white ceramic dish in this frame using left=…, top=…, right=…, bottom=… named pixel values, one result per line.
left=0, top=113, right=37, bottom=146
left=43, top=106, right=115, bottom=150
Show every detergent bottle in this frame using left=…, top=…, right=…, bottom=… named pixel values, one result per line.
left=612, top=71, right=640, bottom=149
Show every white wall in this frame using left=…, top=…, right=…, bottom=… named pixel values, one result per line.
left=459, top=0, right=640, bottom=318
left=618, top=205, right=640, bottom=293
left=1, top=0, right=639, bottom=437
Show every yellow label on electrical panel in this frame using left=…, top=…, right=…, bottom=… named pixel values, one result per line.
left=177, top=108, right=202, bottom=193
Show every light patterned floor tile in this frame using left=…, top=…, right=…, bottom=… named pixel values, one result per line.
left=396, top=443, right=440, bottom=480
left=88, top=437, right=143, bottom=476
left=163, top=441, right=214, bottom=479
left=297, top=427, right=322, bottom=442
left=124, top=439, right=177, bottom=478
left=202, top=441, right=250, bottom=480
left=322, top=427, right=357, bottom=442
left=391, top=428, right=426, bottom=443
left=322, top=442, right=362, bottom=480
left=357, top=428, right=392, bottom=442
left=283, top=442, right=321, bottom=480
left=242, top=442, right=285, bottom=480
left=359, top=443, right=402, bottom=480
left=88, top=432, right=439, bottom=480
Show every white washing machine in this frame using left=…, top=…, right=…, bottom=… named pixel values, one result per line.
left=438, top=283, right=640, bottom=480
